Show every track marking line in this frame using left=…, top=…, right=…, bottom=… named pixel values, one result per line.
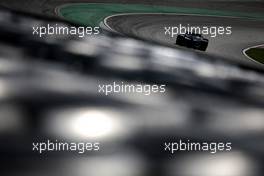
left=103, top=12, right=260, bottom=34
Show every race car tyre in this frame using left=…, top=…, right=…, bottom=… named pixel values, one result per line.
left=200, top=41, right=208, bottom=51
left=176, top=35, right=184, bottom=46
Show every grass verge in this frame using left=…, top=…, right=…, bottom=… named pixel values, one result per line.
left=245, top=48, right=264, bottom=64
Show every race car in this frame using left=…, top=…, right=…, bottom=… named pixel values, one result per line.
left=176, top=32, right=209, bottom=51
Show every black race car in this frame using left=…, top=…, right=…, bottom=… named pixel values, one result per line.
left=176, top=32, right=209, bottom=51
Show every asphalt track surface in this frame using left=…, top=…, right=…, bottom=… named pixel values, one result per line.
left=105, top=14, right=264, bottom=65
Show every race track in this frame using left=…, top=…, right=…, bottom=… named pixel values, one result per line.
left=105, top=14, right=264, bottom=65
left=0, top=1, right=264, bottom=66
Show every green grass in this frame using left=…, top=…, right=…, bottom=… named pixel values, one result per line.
left=245, top=48, right=264, bottom=64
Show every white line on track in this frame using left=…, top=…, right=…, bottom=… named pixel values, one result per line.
left=103, top=12, right=260, bottom=32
